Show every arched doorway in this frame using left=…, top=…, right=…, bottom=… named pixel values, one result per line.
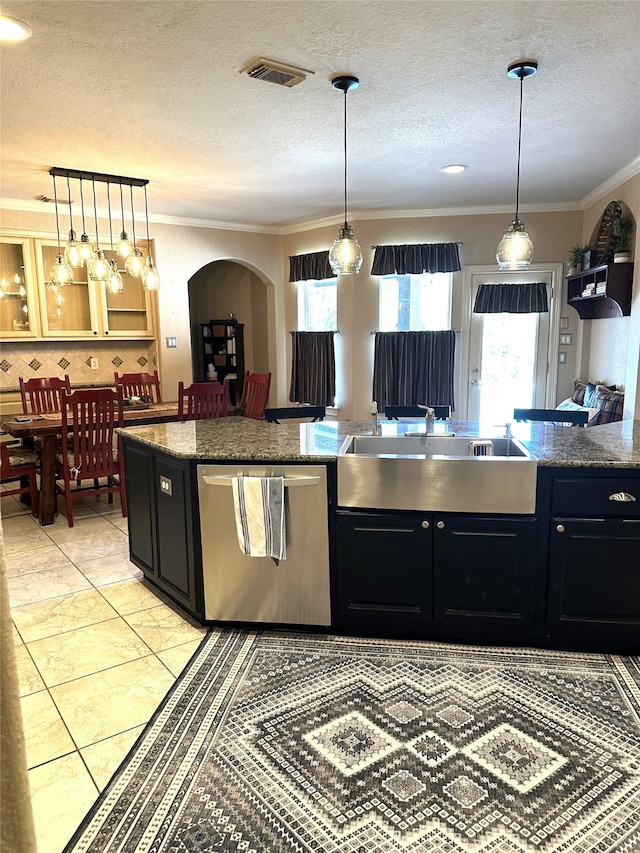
left=187, top=260, right=271, bottom=399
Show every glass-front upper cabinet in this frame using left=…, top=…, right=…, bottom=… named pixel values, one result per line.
left=0, top=236, right=39, bottom=339
left=34, top=240, right=155, bottom=339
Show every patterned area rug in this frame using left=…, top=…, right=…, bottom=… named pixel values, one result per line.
left=64, top=629, right=640, bottom=853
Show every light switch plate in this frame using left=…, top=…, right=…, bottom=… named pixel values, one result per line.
left=166, top=336, right=177, bottom=348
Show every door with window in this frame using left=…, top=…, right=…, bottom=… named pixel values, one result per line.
left=462, top=266, right=561, bottom=426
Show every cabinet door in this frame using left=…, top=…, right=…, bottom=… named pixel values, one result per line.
left=123, top=440, right=157, bottom=575
left=0, top=236, right=39, bottom=339
left=35, top=240, right=102, bottom=337
left=101, top=248, right=155, bottom=338
left=433, top=515, right=539, bottom=635
left=549, top=517, right=640, bottom=645
left=336, top=511, right=432, bottom=635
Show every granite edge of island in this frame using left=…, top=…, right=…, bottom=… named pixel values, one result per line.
left=116, top=416, right=640, bottom=469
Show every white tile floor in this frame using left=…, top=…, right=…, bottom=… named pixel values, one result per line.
left=2, top=488, right=208, bottom=853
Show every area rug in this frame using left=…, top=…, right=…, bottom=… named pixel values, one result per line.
left=64, top=629, right=640, bottom=853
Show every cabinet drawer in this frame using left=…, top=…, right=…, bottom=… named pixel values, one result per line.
left=552, top=477, right=640, bottom=517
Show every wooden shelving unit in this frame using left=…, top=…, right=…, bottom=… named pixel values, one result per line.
left=201, top=319, right=245, bottom=404
left=566, top=262, right=633, bottom=319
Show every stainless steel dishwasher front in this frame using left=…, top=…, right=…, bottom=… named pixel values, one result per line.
left=197, top=464, right=331, bottom=625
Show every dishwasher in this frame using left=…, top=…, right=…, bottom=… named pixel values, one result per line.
left=197, top=464, right=331, bottom=625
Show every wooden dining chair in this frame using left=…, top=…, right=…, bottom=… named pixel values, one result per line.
left=265, top=405, right=326, bottom=423
left=513, top=407, right=589, bottom=427
left=19, top=374, right=71, bottom=414
left=114, top=370, right=162, bottom=403
left=54, top=387, right=127, bottom=527
left=237, top=371, right=271, bottom=420
left=177, top=381, right=228, bottom=421
left=385, top=405, right=451, bottom=420
left=1, top=441, right=40, bottom=517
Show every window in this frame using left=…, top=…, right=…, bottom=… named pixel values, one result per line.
left=298, top=278, right=337, bottom=331
left=379, top=273, right=452, bottom=331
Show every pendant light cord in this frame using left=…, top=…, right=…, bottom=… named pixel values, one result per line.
left=107, top=184, right=114, bottom=249
left=52, top=174, right=62, bottom=251
left=65, top=174, right=74, bottom=234
left=515, top=71, right=524, bottom=222
left=144, top=184, right=151, bottom=249
left=92, top=177, right=100, bottom=248
left=129, top=185, right=137, bottom=248
left=343, top=89, right=348, bottom=225
left=79, top=178, right=88, bottom=236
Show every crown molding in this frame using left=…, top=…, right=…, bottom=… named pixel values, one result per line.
left=580, top=157, right=640, bottom=210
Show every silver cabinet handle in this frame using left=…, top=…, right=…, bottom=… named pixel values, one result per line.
left=202, top=475, right=321, bottom=487
left=436, top=521, right=445, bottom=529
left=609, top=491, right=637, bottom=502
left=556, top=524, right=565, bottom=533
left=421, top=520, right=430, bottom=529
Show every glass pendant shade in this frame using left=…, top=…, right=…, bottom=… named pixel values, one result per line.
left=116, top=231, right=133, bottom=258
left=79, top=235, right=94, bottom=263
left=88, top=249, right=111, bottom=281
left=50, top=255, right=74, bottom=285
left=64, top=230, right=83, bottom=268
left=329, top=223, right=363, bottom=275
left=496, top=218, right=534, bottom=270
left=106, top=260, right=124, bottom=294
left=125, top=247, right=145, bottom=277
left=141, top=255, right=160, bottom=291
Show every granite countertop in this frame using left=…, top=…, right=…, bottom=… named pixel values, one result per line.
left=117, top=416, right=640, bottom=468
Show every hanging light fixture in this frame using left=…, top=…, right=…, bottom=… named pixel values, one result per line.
left=105, top=183, right=124, bottom=295
left=63, top=174, right=83, bottom=268
left=49, top=174, right=74, bottom=285
left=78, top=177, right=95, bottom=264
left=124, top=184, right=145, bottom=277
left=87, top=177, right=111, bottom=281
left=116, top=180, right=133, bottom=258
left=140, top=183, right=161, bottom=291
left=328, top=75, right=363, bottom=275
left=496, top=60, right=538, bottom=270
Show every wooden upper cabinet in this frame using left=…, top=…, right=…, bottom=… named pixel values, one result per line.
left=33, top=239, right=155, bottom=340
left=0, top=236, right=40, bottom=339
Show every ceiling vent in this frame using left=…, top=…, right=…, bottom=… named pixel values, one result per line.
left=240, top=57, right=313, bottom=88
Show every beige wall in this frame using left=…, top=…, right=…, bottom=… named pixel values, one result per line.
left=4, top=190, right=638, bottom=421
left=581, top=173, right=639, bottom=418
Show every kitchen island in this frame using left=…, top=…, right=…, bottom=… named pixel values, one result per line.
left=118, top=417, right=640, bottom=652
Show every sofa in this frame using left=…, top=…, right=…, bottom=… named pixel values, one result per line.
left=556, top=379, right=625, bottom=426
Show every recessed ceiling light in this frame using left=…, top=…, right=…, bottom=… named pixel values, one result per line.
left=440, top=164, right=468, bottom=174
left=0, top=15, right=33, bottom=41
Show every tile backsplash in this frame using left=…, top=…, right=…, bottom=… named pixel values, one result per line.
left=0, top=340, right=158, bottom=393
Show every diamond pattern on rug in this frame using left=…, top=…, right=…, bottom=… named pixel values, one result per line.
left=62, top=631, right=640, bottom=853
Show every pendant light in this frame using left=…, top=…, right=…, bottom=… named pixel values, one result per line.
left=78, top=178, right=95, bottom=264
left=496, top=60, right=538, bottom=270
left=124, top=184, right=145, bottom=277
left=116, top=180, right=133, bottom=258
left=140, top=183, right=161, bottom=291
left=106, top=184, right=124, bottom=295
left=63, top=174, right=83, bottom=268
left=328, top=75, right=363, bottom=275
left=87, top=178, right=111, bottom=281
left=49, top=174, right=74, bottom=285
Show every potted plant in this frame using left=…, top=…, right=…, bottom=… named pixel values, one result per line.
left=568, top=244, right=587, bottom=275
left=611, top=215, right=635, bottom=263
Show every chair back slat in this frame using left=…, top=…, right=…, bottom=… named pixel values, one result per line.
left=114, top=370, right=162, bottom=403
left=177, top=381, right=228, bottom=421
left=19, top=374, right=71, bottom=414
left=61, top=388, right=123, bottom=480
left=238, top=371, right=271, bottom=420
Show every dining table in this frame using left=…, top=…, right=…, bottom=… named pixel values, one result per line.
left=1, top=402, right=180, bottom=525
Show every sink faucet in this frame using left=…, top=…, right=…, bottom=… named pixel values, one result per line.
left=370, top=401, right=380, bottom=435
left=418, top=405, right=435, bottom=434
left=504, top=422, right=513, bottom=439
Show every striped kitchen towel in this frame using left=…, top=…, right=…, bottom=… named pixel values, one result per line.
left=231, top=476, right=286, bottom=563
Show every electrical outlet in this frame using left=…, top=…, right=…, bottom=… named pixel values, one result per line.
left=90, top=358, right=99, bottom=369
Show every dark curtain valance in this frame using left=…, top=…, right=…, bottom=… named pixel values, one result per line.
left=371, top=243, right=461, bottom=276
left=288, top=251, right=336, bottom=282
left=473, top=283, right=549, bottom=313
left=372, top=330, right=456, bottom=412
left=289, top=331, right=336, bottom=406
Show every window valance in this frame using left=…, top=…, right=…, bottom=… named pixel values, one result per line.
left=473, top=282, right=548, bottom=314
left=288, top=251, right=336, bottom=282
left=371, top=243, right=461, bottom=276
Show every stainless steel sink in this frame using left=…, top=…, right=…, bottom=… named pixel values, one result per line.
left=337, top=433, right=537, bottom=514
left=343, top=434, right=529, bottom=458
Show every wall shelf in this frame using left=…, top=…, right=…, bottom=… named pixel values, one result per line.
left=566, top=262, right=633, bottom=319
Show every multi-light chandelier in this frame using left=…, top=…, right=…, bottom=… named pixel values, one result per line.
left=48, top=167, right=161, bottom=292
left=496, top=60, right=538, bottom=270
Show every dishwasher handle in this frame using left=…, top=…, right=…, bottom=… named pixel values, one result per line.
left=202, top=474, right=321, bottom=488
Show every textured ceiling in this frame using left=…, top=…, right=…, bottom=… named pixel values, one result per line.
left=1, top=0, right=639, bottom=231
